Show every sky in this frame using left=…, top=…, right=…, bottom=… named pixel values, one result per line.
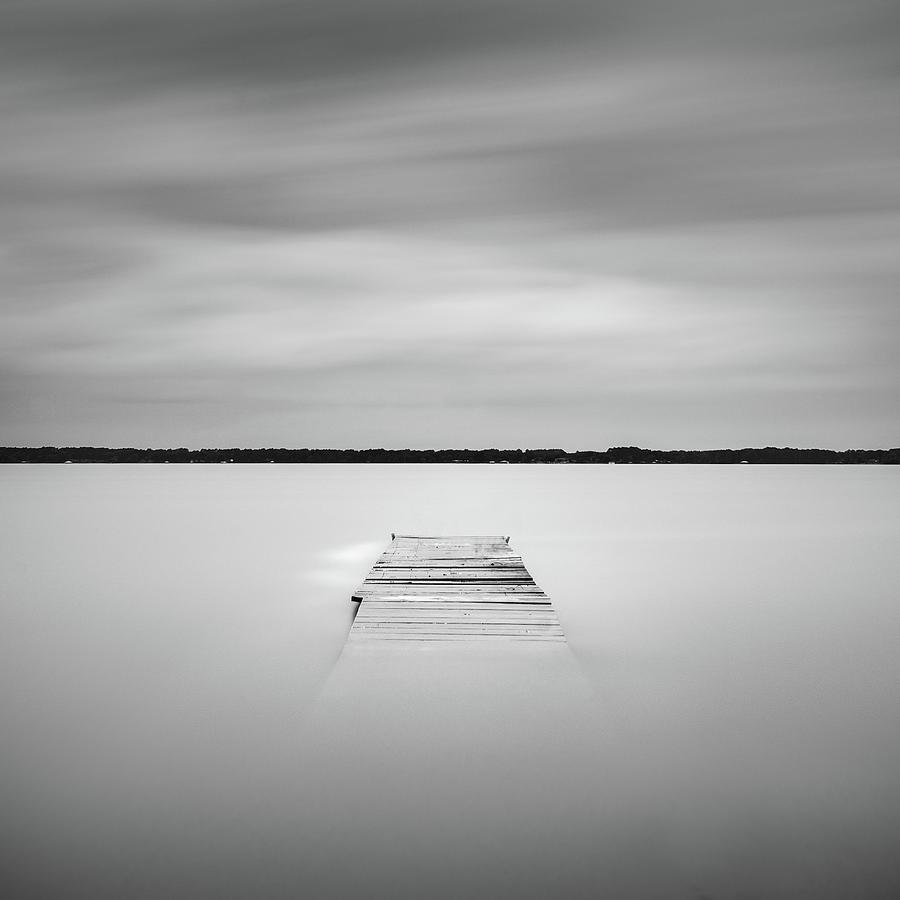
left=1, top=0, right=898, bottom=450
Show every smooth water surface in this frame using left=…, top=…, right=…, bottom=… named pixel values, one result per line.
left=2, top=465, right=899, bottom=898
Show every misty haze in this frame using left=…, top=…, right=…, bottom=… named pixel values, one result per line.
left=3, top=465, right=900, bottom=898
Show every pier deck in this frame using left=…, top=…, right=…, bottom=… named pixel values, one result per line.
left=349, top=534, right=565, bottom=642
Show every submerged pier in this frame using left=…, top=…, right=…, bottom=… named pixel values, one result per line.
left=348, top=534, right=565, bottom=642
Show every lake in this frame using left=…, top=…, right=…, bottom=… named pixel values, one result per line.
left=2, top=465, right=898, bottom=899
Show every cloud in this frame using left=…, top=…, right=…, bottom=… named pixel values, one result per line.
left=0, top=0, right=898, bottom=447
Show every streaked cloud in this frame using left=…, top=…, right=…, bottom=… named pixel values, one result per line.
left=1, top=0, right=898, bottom=447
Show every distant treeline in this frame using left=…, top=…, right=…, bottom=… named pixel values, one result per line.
left=1, top=446, right=898, bottom=464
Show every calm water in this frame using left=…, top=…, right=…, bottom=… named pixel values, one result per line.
left=2, top=465, right=899, bottom=899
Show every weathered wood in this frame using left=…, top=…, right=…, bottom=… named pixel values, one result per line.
left=354, top=600, right=555, bottom=608
left=348, top=535, right=565, bottom=643
left=371, top=562, right=529, bottom=569
left=364, top=569, right=531, bottom=578
left=354, top=609, right=556, bottom=618
left=355, top=585, right=545, bottom=593
left=353, top=617, right=554, bottom=624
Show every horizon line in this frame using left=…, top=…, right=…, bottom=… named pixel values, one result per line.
left=2, top=445, right=898, bottom=455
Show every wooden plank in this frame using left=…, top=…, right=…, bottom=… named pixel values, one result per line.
left=357, top=603, right=556, bottom=612
left=351, top=629, right=565, bottom=638
left=353, top=624, right=562, bottom=630
left=377, top=552, right=516, bottom=559
left=354, top=582, right=545, bottom=590
left=354, top=622, right=560, bottom=628
left=353, top=600, right=551, bottom=607
left=376, top=563, right=517, bottom=568
left=355, top=607, right=559, bottom=616
left=363, top=570, right=532, bottom=578
left=355, top=600, right=556, bottom=609
left=356, top=594, right=544, bottom=600
left=348, top=633, right=565, bottom=642
left=374, top=567, right=527, bottom=571
left=354, top=611, right=560, bottom=621
left=354, top=591, right=545, bottom=598
left=355, top=619, right=561, bottom=625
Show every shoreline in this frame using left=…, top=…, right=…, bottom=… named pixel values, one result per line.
left=2, top=446, right=898, bottom=465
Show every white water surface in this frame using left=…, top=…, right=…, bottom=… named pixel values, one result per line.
left=2, top=465, right=899, bottom=899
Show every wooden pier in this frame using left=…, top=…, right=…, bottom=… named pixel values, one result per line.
left=348, top=534, right=565, bottom=642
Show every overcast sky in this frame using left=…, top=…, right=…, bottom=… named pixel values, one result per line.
left=1, top=0, right=898, bottom=449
